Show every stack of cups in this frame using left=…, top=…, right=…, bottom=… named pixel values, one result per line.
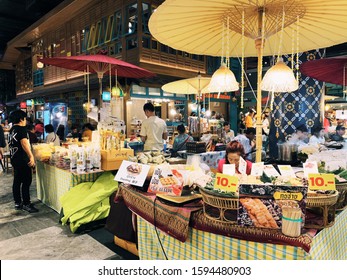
left=281, top=206, right=302, bottom=237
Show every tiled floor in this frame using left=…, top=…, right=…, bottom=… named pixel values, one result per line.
left=0, top=170, right=136, bottom=260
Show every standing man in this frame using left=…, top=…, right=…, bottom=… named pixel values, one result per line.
left=8, top=110, right=38, bottom=213
left=222, top=121, right=235, bottom=144
left=140, top=102, right=167, bottom=151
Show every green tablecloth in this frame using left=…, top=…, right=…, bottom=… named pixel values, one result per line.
left=36, top=161, right=103, bottom=212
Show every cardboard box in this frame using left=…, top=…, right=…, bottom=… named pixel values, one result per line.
left=101, top=148, right=134, bottom=171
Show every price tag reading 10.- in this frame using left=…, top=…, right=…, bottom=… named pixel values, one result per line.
left=308, top=173, right=336, bottom=191
left=214, top=173, right=238, bottom=193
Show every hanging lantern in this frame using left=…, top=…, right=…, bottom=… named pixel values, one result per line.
left=261, top=58, right=298, bottom=93
left=111, top=86, right=123, bottom=97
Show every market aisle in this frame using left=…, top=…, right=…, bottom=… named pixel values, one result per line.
left=0, top=172, right=127, bottom=260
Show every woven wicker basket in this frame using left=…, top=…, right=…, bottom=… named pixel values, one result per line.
left=335, top=182, right=347, bottom=211
left=305, top=191, right=339, bottom=229
left=199, top=187, right=239, bottom=224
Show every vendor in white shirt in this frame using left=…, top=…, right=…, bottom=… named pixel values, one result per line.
left=309, top=126, right=325, bottom=146
left=140, top=102, right=168, bottom=151
left=287, top=124, right=309, bottom=151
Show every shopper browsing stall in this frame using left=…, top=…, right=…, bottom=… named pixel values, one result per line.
left=217, top=140, right=252, bottom=174
left=8, top=110, right=38, bottom=213
left=172, top=124, right=193, bottom=156
left=140, top=102, right=167, bottom=151
left=44, top=124, right=60, bottom=146
left=330, top=125, right=346, bottom=142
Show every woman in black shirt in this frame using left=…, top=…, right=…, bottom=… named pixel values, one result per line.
left=8, top=110, right=38, bottom=213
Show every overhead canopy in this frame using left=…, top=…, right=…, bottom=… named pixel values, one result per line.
left=162, top=76, right=211, bottom=94
left=300, top=57, right=347, bottom=86
left=39, top=54, right=155, bottom=79
left=149, top=0, right=347, bottom=58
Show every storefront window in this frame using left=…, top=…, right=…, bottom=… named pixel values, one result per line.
left=152, top=40, right=158, bottom=50
left=105, top=15, right=114, bottom=43
left=132, top=85, right=146, bottom=95
left=148, top=87, right=161, bottom=96
left=142, top=3, right=150, bottom=34
left=98, top=17, right=107, bottom=46
left=127, top=37, right=138, bottom=50
left=125, top=3, right=138, bottom=35
left=142, top=37, right=150, bottom=49
left=112, top=10, right=122, bottom=40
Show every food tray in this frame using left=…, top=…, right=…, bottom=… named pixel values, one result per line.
left=335, top=182, right=347, bottom=211
left=199, top=187, right=238, bottom=224
left=305, top=190, right=339, bottom=229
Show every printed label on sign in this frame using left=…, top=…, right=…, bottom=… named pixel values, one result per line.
left=308, top=173, right=336, bottom=191
left=273, top=192, right=303, bottom=201
left=214, top=173, right=238, bottom=193
left=223, top=164, right=235, bottom=176
left=238, top=157, right=247, bottom=175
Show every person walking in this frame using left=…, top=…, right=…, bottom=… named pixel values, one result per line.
left=8, top=110, right=38, bottom=213
left=140, top=102, right=167, bottom=151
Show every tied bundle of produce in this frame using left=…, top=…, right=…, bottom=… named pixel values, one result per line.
left=281, top=207, right=302, bottom=237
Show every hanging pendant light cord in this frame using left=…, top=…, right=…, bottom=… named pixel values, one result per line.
left=241, top=10, right=245, bottom=109
left=296, top=16, right=300, bottom=83
left=277, top=7, right=286, bottom=61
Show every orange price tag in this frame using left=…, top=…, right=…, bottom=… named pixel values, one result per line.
left=214, top=173, right=238, bottom=193
left=308, top=173, right=336, bottom=191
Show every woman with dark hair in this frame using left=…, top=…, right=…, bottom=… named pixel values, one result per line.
left=8, top=110, right=38, bottom=213
left=217, top=140, right=252, bottom=174
left=56, top=124, right=65, bottom=142
left=309, top=126, right=325, bottom=146
left=81, top=123, right=95, bottom=141
left=44, top=124, right=60, bottom=146
left=172, top=124, right=193, bottom=156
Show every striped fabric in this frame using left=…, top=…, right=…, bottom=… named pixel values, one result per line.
left=36, top=161, right=103, bottom=212
left=137, top=209, right=347, bottom=260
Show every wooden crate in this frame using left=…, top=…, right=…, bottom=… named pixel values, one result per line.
left=101, top=148, right=134, bottom=171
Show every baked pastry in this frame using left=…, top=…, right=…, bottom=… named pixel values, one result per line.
left=160, top=176, right=177, bottom=186
left=127, top=163, right=142, bottom=174
left=240, top=198, right=279, bottom=229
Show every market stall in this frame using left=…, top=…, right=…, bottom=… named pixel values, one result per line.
left=116, top=184, right=346, bottom=260
left=108, top=141, right=347, bottom=259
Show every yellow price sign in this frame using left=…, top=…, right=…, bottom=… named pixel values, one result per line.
left=273, top=192, right=303, bottom=201
left=214, top=173, right=238, bottom=193
left=308, top=173, right=336, bottom=191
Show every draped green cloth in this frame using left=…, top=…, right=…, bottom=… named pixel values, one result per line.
left=60, top=171, right=118, bottom=233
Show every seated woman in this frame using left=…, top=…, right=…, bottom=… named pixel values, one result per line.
left=172, top=124, right=193, bottom=156
left=44, top=124, right=60, bottom=146
left=81, top=123, right=95, bottom=141
left=217, top=140, right=252, bottom=175
left=309, top=126, right=325, bottom=146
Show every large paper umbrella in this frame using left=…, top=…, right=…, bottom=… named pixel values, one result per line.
left=162, top=76, right=211, bottom=95
left=300, top=57, right=347, bottom=86
left=162, top=75, right=211, bottom=135
left=149, top=0, right=347, bottom=162
left=39, top=54, right=155, bottom=116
